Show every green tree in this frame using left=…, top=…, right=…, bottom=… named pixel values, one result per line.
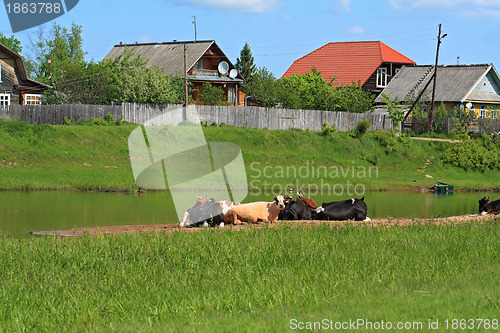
left=246, top=66, right=279, bottom=107
left=0, top=33, right=22, bottom=54
left=39, top=22, right=86, bottom=83
left=331, top=82, right=375, bottom=113
left=380, top=93, right=405, bottom=132
left=277, top=67, right=335, bottom=110
left=44, top=46, right=185, bottom=105
left=197, top=83, right=227, bottom=105
left=235, top=43, right=256, bottom=91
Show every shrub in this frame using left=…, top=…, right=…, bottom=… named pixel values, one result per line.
left=104, top=112, right=115, bottom=124
left=320, top=122, right=337, bottom=136
left=442, top=139, right=499, bottom=171
left=354, top=120, right=371, bottom=138
left=373, top=130, right=398, bottom=154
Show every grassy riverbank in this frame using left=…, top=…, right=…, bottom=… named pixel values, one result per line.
left=1, top=220, right=499, bottom=332
left=0, top=119, right=498, bottom=192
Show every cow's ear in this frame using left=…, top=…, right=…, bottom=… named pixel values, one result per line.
left=274, top=196, right=278, bottom=201
left=361, top=197, right=365, bottom=201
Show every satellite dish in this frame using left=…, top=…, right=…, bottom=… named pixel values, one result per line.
left=229, top=69, right=238, bottom=79
left=218, top=61, right=229, bottom=75
left=466, top=102, right=473, bottom=109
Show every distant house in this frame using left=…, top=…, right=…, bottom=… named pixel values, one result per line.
left=374, top=64, right=500, bottom=119
left=104, top=40, right=245, bottom=106
left=0, top=43, right=49, bottom=106
left=282, top=41, right=415, bottom=95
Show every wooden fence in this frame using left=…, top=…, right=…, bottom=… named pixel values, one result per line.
left=1, top=103, right=499, bottom=133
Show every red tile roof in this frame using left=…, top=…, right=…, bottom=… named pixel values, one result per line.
left=282, top=41, right=415, bottom=87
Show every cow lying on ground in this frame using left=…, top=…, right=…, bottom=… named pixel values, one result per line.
left=279, top=192, right=319, bottom=221
left=297, top=191, right=318, bottom=210
left=225, top=195, right=286, bottom=225
left=312, top=197, right=370, bottom=221
left=179, top=196, right=206, bottom=227
left=479, top=196, right=500, bottom=215
left=179, top=197, right=240, bottom=227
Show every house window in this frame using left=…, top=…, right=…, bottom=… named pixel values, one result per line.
left=193, top=57, right=204, bottom=70
left=480, top=104, right=487, bottom=118
left=491, top=105, right=498, bottom=119
left=0, top=93, right=10, bottom=106
left=24, top=94, right=41, bottom=105
left=376, top=67, right=388, bottom=87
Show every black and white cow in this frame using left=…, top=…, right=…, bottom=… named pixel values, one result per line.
left=312, top=197, right=370, bottom=221
left=479, top=196, right=500, bottom=215
left=183, top=198, right=224, bottom=227
left=278, top=197, right=313, bottom=221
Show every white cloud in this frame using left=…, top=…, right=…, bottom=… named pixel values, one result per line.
left=338, top=0, right=352, bottom=12
left=167, top=0, right=280, bottom=13
left=345, top=26, right=365, bottom=34
left=387, top=0, right=500, bottom=10
left=459, top=7, right=500, bottom=18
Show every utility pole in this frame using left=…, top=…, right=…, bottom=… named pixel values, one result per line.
left=192, top=16, right=197, bottom=42
left=427, top=24, right=447, bottom=131
left=184, top=43, right=188, bottom=120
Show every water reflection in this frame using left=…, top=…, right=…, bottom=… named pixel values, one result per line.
left=0, top=190, right=487, bottom=236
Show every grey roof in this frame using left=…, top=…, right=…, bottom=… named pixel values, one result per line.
left=103, top=40, right=243, bottom=81
left=0, top=42, right=51, bottom=89
left=375, top=64, right=496, bottom=103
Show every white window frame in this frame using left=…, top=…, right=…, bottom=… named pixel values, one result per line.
left=480, top=104, right=487, bottom=118
left=0, top=93, right=10, bottom=106
left=376, top=67, right=388, bottom=88
left=24, top=94, right=42, bottom=105
left=491, top=105, right=498, bottom=119
left=0, top=63, right=2, bottom=83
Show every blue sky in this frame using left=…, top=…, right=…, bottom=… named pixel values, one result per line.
left=1, top=0, right=500, bottom=78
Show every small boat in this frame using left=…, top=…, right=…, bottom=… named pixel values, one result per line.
left=430, top=181, right=454, bottom=193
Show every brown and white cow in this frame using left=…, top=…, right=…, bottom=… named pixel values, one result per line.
left=225, top=195, right=286, bottom=225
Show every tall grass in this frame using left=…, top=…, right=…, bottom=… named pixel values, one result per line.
left=0, top=119, right=498, bottom=191
left=1, top=221, right=499, bottom=332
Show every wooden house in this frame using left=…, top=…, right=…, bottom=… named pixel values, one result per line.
left=104, top=40, right=245, bottom=106
left=374, top=64, right=500, bottom=119
left=0, top=42, right=49, bottom=106
left=282, top=41, right=415, bottom=95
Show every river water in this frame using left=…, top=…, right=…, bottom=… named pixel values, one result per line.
left=0, top=190, right=490, bottom=236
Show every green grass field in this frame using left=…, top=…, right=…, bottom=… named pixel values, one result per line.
left=0, top=119, right=499, bottom=192
left=1, top=220, right=499, bottom=332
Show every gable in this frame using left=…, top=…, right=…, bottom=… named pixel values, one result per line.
left=472, top=70, right=500, bottom=95
left=0, top=56, right=20, bottom=89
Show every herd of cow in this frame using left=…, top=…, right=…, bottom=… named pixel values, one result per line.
left=178, top=193, right=500, bottom=228
left=179, top=192, right=370, bottom=228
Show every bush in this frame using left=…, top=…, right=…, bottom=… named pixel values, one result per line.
left=442, top=139, right=500, bottom=171
left=373, top=130, right=398, bottom=154
left=353, top=120, right=371, bottom=138
left=320, top=122, right=337, bottom=136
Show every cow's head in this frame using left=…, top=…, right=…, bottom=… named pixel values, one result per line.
left=195, top=196, right=207, bottom=207
left=284, top=195, right=293, bottom=204
left=479, top=196, right=489, bottom=214
left=274, top=195, right=286, bottom=209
